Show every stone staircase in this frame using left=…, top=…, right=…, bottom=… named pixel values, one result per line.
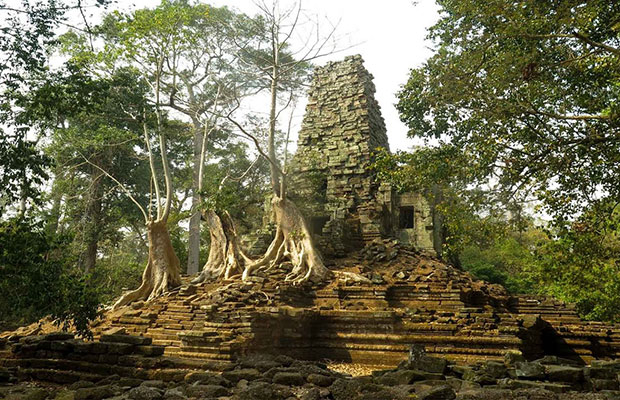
left=0, top=332, right=214, bottom=385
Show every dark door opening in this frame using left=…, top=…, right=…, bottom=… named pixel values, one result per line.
left=399, top=206, right=415, bottom=229
left=309, top=216, right=330, bottom=235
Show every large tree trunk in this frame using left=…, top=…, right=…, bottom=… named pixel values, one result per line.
left=191, top=210, right=250, bottom=284
left=80, top=171, right=103, bottom=273
left=187, top=126, right=203, bottom=276
left=112, top=220, right=181, bottom=309
left=242, top=195, right=331, bottom=284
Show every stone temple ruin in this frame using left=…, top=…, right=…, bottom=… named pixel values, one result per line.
left=290, top=55, right=437, bottom=257
left=1, top=56, right=620, bottom=395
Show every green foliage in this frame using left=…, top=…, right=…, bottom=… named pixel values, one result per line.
left=389, top=0, right=620, bottom=322
left=24, top=64, right=152, bottom=273
left=460, top=232, right=541, bottom=294
left=200, top=141, right=271, bottom=233
left=0, top=218, right=102, bottom=337
left=89, top=254, right=144, bottom=304
left=528, top=202, right=620, bottom=322
left=397, top=0, right=620, bottom=220
left=0, top=1, right=110, bottom=215
left=0, top=0, right=63, bottom=212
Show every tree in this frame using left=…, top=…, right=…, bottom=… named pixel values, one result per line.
left=105, top=99, right=182, bottom=309
left=397, top=0, right=620, bottom=221
left=0, top=0, right=109, bottom=216
left=47, top=65, right=186, bottom=309
left=527, top=201, right=620, bottom=322
left=191, top=149, right=263, bottom=284
left=390, top=0, right=620, bottom=322
left=97, top=1, right=256, bottom=276
left=228, top=0, right=356, bottom=284
left=22, top=65, right=150, bottom=273
left=0, top=217, right=101, bottom=337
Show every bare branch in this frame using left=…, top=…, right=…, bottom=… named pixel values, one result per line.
left=142, top=118, right=162, bottom=219
left=218, top=156, right=261, bottom=191
left=79, top=154, right=148, bottom=223
left=225, top=103, right=285, bottom=178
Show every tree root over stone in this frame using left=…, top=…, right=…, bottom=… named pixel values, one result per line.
left=242, top=196, right=331, bottom=285
left=191, top=210, right=251, bottom=284
left=112, top=220, right=181, bottom=310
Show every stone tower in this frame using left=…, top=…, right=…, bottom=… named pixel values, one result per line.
left=290, top=55, right=436, bottom=256
left=290, top=55, right=390, bottom=255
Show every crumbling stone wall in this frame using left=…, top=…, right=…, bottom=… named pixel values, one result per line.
left=290, top=55, right=390, bottom=256
left=290, top=55, right=434, bottom=254
left=378, top=185, right=435, bottom=253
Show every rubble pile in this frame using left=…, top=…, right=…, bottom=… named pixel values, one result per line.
left=2, top=334, right=620, bottom=400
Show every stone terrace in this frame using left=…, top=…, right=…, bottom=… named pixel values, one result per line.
left=5, top=241, right=617, bottom=372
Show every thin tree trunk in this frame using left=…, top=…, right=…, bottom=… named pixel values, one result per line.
left=187, top=125, right=203, bottom=276
left=18, top=174, right=28, bottom=217
left=268, top=67, right=281, bottom=196
left=47, top=192, right=62, bottom=235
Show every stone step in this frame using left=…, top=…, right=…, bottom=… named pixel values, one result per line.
left=9, top=358, right=147, bottom=379
left=283, top=340, right=518, bottom=355
left=157, top=313, right=198, bottom=320
left=147, top=332, right=180, bottom=341
left=177, top=344, right=234, bottom=354
left=322, top=323, right=460, bottom=334
left=118, top=317, right=152, bottom=325
left=204, top=322, right=252, bottom=328
left=180, top=335, right=226, bottom=345
left=308, top=332, right=523, bottom=346
left=166, top=348, right=236, bottom=361
left=152, top=339, right=182, bottom=347
left=165, top=306, right=199, bottom=312
left=17, top=367, right=106, bottom=384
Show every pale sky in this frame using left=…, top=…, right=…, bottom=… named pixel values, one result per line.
left=115, top=0, right=441, bottom=151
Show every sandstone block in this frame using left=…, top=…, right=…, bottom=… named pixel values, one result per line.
left=484, top=361, right=507, bottom=379
left=545, top=365, right=583, bottom=382
left=100, top=334, right=152, bottom=346
left=306, top=373, right=334, bottom=387
left=416, top=356, right=448, bottom=374
left=590, top=378, right=619, bottom=391
left=74, top=385, right=118, bottom=400
left=587, top=366, right=617, bottom=380
left=514, top=362, right=545, bottom=380
left=184, top=384, right=229, bottom=398
left=127, top=385, right=163, bottom=400
left=222, top=368, right=262, bottom=383
left=272, top=372, right=305, bottom=386
left=376, top=369, right=428, bottom=386
left=416, top=384, right=456, bottom=400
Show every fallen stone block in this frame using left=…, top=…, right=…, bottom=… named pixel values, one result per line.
left=514, top=362, right=545, bottom=380
left=100, top=334, right=152, bottom=346
left=545, top=365, right=584, bottom=382
left=416, top=384, right=456, bottom=400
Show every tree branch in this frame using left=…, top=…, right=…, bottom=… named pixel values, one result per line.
left=79, top=153, right=148, bottom=223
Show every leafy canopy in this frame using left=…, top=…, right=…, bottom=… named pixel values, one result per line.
left=397, top=0, right=620, bottom=219
left=385, top=0, right=620, bottom=322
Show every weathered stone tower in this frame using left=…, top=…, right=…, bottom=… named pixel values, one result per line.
left=291, top=55, right=435, bottom=256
